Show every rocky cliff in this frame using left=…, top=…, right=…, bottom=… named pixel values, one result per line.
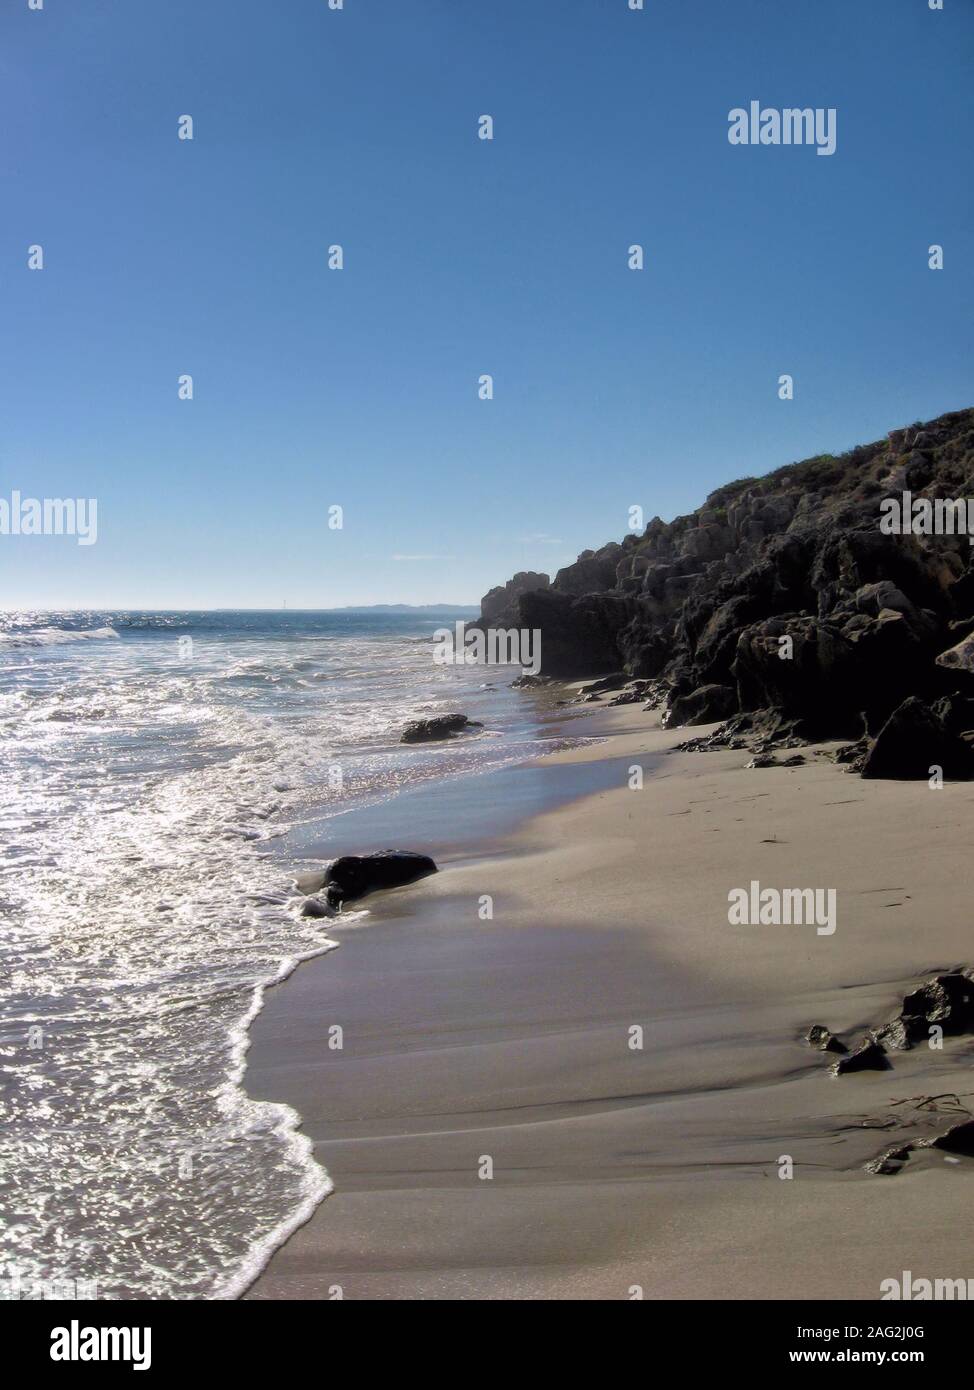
left=480, top=407, right=974, bottom=771
left=478, top=570, right=551, bottom=628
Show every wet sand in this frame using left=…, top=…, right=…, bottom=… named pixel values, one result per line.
left=244, top=706, right=974, bottom=1299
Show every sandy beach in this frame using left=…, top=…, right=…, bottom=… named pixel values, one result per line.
left=243, top=703, right=974, bottom=1300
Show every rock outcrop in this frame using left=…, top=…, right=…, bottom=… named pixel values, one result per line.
left=514, top=588, right=632, bottom=677
left=478, top=571, right=550, bottom=628
left=486, top=408, right=974, bottom=768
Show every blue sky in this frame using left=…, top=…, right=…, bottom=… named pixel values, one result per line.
left=1, top=0, right=971, bottom=608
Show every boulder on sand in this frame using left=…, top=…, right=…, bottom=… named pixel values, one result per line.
left=324, top=850, right=437, bottom=907
left=582, top=672, right=627, bottom=694
left=832, top=1035, right=889, bottom=1075
left=882, top=971, right=974, bottom=1046
left=662, top=683, right=736, bottom=729
left=929, top=1119, right=974, bottom=1157
left=805, top=1024, right=846, bottom=1054
left=860, top=696, right=974, bottom=781
left=864, top=1143, right=914, bottom=1176
left=400, top=713, right=481, bottom=743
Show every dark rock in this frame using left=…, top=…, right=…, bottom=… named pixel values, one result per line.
left=933, top=691, right=974, bottom=736
left=832, top=1036, right=889, bottom=1075
left=865, top=1144, right=914, bottom=1176
left=475, top=407, right=974, bottom=740
left=679, top=709, right=810, bottom=756
left=860, top=696, right=974, bottom=781
left=833, top=738, right=868, bottom=766
left=930, top=1120, right=974, bottom=1157
left=401, top=713, right=481, bottom=744
left=584, top=672, right=627, bottom=693
left=510, top=673, right=554, bottom=689
left=861, top=970, right=974, bottom=1054
left=324, top=850, right=438, bottom=907
left=606, top=689, right=646, bottom=706
left=639, top=680, right=669, bottom=710
left=936, top=632, right=974, bottom=676
left=478, top=571, right=550, bottom=629
left=514, top=588, right=631, bottom=677
left=805, top=1024, right=846, bottom=1054
left=553, top=544, right=624, bottom=597
left=874, top=1016, right=912, bottom=1051
left=662, top=683, right=737, bottom=729
left=899, top=971, right=974, bottom=1040
left=733, top=604, right=935, bottom=738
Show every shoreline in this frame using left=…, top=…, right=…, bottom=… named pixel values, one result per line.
left=242, top=703, right=974, bottom=1300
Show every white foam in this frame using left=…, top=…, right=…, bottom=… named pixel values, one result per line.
left=0, top=616, right=576, bottom=1299
left=0, top=625, right=119, bottom=648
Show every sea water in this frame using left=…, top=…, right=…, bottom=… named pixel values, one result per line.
left=0, top=609, right=583, bottom=1300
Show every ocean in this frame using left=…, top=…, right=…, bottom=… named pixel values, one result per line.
left=0, top=609, right=589, bottom=1300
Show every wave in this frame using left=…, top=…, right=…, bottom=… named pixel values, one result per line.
left=0, top=626, right=120, bottom=649
left=0, top=611, right=584, bottom=1300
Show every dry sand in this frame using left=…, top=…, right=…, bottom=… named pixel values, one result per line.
left=244, top=706, right=974, bottom=1300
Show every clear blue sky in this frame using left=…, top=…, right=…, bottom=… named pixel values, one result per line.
left=1, top=0, right=971, bottom=609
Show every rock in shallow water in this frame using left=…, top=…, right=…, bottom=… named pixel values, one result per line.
left=510, top=673, right=555, bottom=689
left=400, top=714, right=481, bottom=743
left=325, top=850, right=438, bottom=907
